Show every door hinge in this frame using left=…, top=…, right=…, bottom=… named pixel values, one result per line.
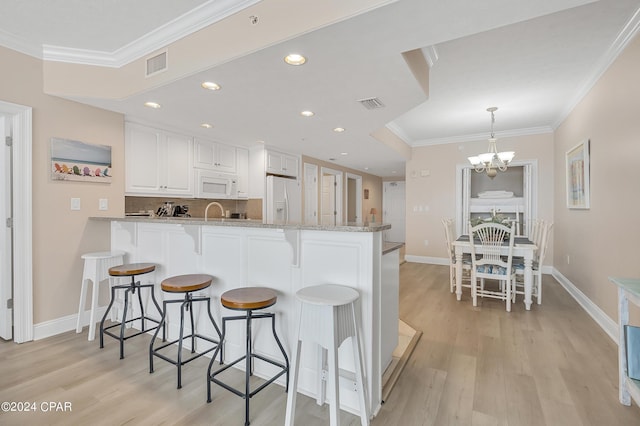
left=5, top=217, right=12, bottom=228
left=6, top=298, right=12, bottom=309
left=5, top=136, right=12, bottom=146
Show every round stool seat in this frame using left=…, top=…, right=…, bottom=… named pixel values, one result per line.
left=81, top=250, right=126, bottom=261
left=220, top=287, right=277, bottom=311
left=161, top=274, right=212, bottom=293
left=296, top=284, right=359, bottom=306
left=109, top=262, right=155, bottom=277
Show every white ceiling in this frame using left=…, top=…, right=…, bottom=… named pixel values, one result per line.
left=1, top=0, right=639, bottom=177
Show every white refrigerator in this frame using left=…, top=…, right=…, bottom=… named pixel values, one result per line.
left=266, top=175, right=301, bottom=223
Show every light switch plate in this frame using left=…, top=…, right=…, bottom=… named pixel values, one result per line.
left=71, top=198, right=81, bottom=211
left=99, top=198, right=108, bottom=211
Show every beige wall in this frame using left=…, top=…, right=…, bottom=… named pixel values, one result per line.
left=405, top=133, right=555, bottom=261
left=301, top=155, right=382, bottom=223
left=553, top=34, right=640, bottom=321
left=1, top=46, right=124, bottom=324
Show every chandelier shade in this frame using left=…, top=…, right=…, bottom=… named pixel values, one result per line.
left=468, top=107, right=514, bottom=178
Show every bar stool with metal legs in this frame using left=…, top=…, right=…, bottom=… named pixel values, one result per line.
left=149, top=274, right=222, bottom=389
left=285, top=284, right=370, bottom=426
left=207, top=287, right=289, bottom=426
left=100, top=263, right=163, bottom=359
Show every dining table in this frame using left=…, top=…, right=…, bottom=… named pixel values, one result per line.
left=453, top=235, right=537, bottom=310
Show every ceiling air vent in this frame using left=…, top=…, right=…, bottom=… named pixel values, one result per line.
left=357, top=97, right=385, bottom=110
left=146, top=50, right=168, bottom=77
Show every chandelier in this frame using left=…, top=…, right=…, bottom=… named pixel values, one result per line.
left=468, top=107, right=514, bottom=178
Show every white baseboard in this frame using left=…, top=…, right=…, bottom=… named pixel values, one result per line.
left=404, top=255, right=448, bottom=265
left=551, top=268, right=618, bottom=344
left=33, top=306, right=108, bottom=341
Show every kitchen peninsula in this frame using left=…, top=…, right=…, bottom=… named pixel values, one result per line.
left=91, top=216, right=400, bottom=417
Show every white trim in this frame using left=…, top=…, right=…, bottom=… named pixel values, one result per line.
left=34, top=307, right=107, bottom=341
left=551, top=267, right=618, bottom=344
left=0, top=100, right=33, bottom=343
left=385, top=122, right=412, bottom=145
left=421, top=45, right=439, bottom=68
left=41, top=0, right=262, bottom=67
left=404, top=255, right=449, bottom=265
left=0, top=28, right=42, bottom=59
left=411, top=126, right=553, bottom=147
left=553, top=5, right=640, bottom=129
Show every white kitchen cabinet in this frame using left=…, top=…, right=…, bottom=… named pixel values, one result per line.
left=125, top=122, right=193, bottom=197
left=266, top=149, right=299, bottom=178
left=194, top=138, right=237, bottom=174
left=236, top=148, right=249, bottom=199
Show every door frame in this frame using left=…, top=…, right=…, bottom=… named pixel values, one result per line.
left=0, top=100, right=33, bottom=343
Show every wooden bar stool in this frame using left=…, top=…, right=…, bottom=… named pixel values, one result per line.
left=100, top=263, right=162, bottom=359
left=285, top=284, right=370, bottom=426
left=207, top=287, right=289, bottom=426
left=149, top=274, right=222, bottom=389
left=75, top=250, right=125, bottom=341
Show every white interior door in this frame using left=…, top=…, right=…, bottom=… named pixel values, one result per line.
left=383, top=181, right=406, bottom=242
left=0, top=116, right=12, bottom=340
left=346, top=173, right=362, bottom=222
left=303, top=163, right=318, bottom=225
left=321, top=167, right=343, bottom=225
left=321, top=174, right=335, bottom=225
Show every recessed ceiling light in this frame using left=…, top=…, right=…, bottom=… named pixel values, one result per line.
left=201, top=123, right=213, bottom=129
left=364, top=167, right=369, bottom=170
left=300, top=110, right=314, bottom=117
left=333, top=127, right=345, bottom=133
left=144, top=101, right=161, bottom=109
left=284, top=54, right=306, bottom=65
left=201, top=81, right=221, bottom=90
left=341, top=152, right=348, bottom=156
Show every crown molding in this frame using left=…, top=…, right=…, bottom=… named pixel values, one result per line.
left=41, top=0, right=261, bottom=67
left=553, top=4, right=640, bottom=129
left=0, top=28, right=42, bottom=59
left=411, top=125, right=553, bottom=147
left=421, top=45, right=438, bottom=68
left=385, top=122, right=412, bottom=144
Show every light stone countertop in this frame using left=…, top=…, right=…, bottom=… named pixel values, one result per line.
left=91, top=216, right=391, bottom=233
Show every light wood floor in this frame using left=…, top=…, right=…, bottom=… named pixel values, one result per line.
left=1, top=263, right=639, bottom=425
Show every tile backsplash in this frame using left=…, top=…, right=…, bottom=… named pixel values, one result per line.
left=125, top=196, right=263, bottom=219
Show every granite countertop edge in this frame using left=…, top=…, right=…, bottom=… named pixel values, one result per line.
left=90, top=216, right=391, bottom=233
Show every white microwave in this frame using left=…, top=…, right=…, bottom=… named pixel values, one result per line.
left=195, top=169, right=238, bottom=199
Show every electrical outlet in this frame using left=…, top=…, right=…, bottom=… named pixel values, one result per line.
left=99, top=198, right=108, bottom=211
left=70, top=198, right=81, bottom=211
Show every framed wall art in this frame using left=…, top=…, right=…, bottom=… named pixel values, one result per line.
left=566, top=139, right=590, bottom=209
left=51, top=137, right=112, bottom=183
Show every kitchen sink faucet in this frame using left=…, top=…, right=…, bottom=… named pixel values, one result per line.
left=204, top=202, right=224, bottom=221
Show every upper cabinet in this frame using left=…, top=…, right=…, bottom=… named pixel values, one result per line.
left=194, top=138, right=237, bottom=174
left=125, top=123, right=194, bottom=197
left=266, top=149, right=299, bottom=178
left=236, top=148, right=249, bottom=199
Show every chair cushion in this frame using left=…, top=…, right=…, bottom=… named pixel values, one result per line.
left=476, top=264, right=508, bottom=275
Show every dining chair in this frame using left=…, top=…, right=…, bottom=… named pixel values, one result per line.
left=468, top=221, right=517, bottom=312
left=514, top=221, right=553, bottom=304
left=441, top=218, right=471, bottom=294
